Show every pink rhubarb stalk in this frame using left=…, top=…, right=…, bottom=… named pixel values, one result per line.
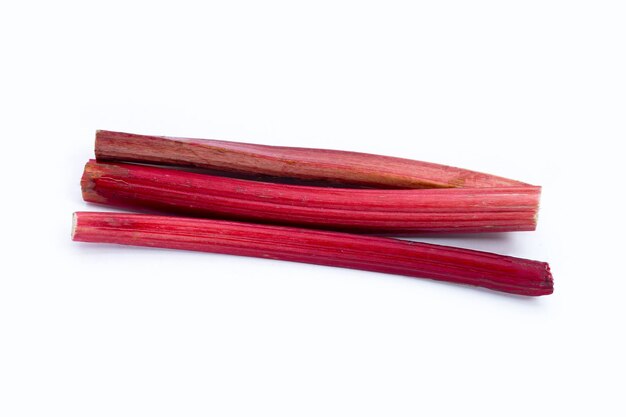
left=72, top=212, right=553, bottom=296
left=81, top=160, right=541, bottom=234
left=95, top=130, right=529, bottom=189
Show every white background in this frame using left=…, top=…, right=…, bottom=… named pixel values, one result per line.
left=1, top=1, right=624, bottom=416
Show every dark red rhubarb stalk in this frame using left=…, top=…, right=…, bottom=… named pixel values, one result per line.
left=81, top=160, right=541, bottom=234
left=95, top=130, right=530, bottom=189
left=72, top=212, right=553, bottom=296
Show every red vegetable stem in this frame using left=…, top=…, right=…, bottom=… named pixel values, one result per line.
left=72, top=212, right=553, bottom=296
left=95, top=130, right=529, bottom=189
left=81, top=160, right=541, bottom=234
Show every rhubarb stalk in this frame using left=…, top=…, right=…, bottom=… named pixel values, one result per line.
left=81, top=160, right=541, bottom=234
left=72, top=212, right=553, bottom=296
left=95, top=130, right=529, bottom=189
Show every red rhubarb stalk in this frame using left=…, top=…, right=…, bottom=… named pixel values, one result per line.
left=81, top=160, right=541, bottom=234
left=72, top=212, right=553, bottom=296
left=95, top=130, right=529, bottom=189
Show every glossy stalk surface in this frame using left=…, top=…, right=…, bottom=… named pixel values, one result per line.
left=72, top=212, right=553, bottom=296
left=95, top=130, right=529, bottom=189
left=82, top=160, right=541, bottom=234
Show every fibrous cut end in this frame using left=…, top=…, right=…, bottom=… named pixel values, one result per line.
left=71, top=212, right=78, bottom=240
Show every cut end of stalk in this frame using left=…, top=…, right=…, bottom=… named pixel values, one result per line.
left=533, top=187, right=543, bottom=229
left=80, top=160, right=116, bottom=204
left=71, top=212, right=78, bottom=240
left=542, top=263, right=554, bottom=295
